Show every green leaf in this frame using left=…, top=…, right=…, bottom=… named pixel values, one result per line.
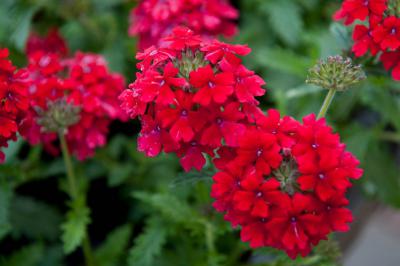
left=133, top=192, right=200, bottom=225
left=128, top=217, right=167, bottom=266
left=96, top=224, right=132, bottom=266
left=61, top=197, right=91, bottom=254
left=9, top=5, right=39, bottom=51
left=261, top=0, right=303, bottom=46
left=0, top=243, right=44, bottom=266
left=0, top=182, right=12, bottom=240
left=253, top=47, right=311, bottom=78
left=10, top=195, right=62, bottom=240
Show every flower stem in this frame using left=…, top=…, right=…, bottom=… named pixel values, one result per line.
left=317, top=88, right=336, bottom=119
left=59, top=133, right=95, bottom=266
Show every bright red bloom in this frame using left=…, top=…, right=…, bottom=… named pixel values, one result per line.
left=0, top=48, right=29, bottom=163
left=26, top=28, right=68, bottom=57
left=120, top=27, right=266, bottom=171
left=352, top=24, right=380, bottom=56
left=266, top=193, right=322, bottom=258
left=292, top=114, right=340, bottom=162
left=190, top=64, right=235, bottom=106
left=255, top=109, right=299, bottom=148
left=319, top=194, right=353, bottom=233
left=233, top=175, right=281, bottom=218
left=380, top=51, right=400, bottom=80
left=372, top=16, right=400, bottom=50
left=231, top=129, right=282, bottom=176
left=21, top=32, right=126, bottom=160
left=129, top=0, right=238, bottom=50
left=211, top=111, right=362, bottom=258
left=334, top=0, right=387, bottom=25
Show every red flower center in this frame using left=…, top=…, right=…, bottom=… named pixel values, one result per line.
left=256, top=148, right=263, bottom=157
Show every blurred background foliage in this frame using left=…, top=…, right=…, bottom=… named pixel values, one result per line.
left=0, top=0, right=399, bottom=265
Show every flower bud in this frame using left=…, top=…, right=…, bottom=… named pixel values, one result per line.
left=306, top=55, right=366, bottom=91
left=35, top=99, right=81, bottom=134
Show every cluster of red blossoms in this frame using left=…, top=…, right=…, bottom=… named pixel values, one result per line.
left=0, top=49, right=30, bottom=162
left=129, top=0, right=238, bottom=50
left=211, top=110, right=362, bottom=258
left=334, top=0, right=400, bottom=80
left=120, top=27, right=363, bottom=258
left=120, top=27, right=265, bottom=171
left=0, top=29, right=126, bottom=162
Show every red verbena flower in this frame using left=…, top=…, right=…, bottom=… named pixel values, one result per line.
left=372, top=16, right=400, bottom=50
left=26, top=28, right=69, bottom=57
left=211, top=111, right=362, bottom=258
left=21, top=32, right=126, bottom=160
left=334, top=0, right=387, bottom=25
left=0, top=48, right=29, bottom=163
left=129, top=0, right=238, bottom=50
left=119, top=27, right=266, bottom=171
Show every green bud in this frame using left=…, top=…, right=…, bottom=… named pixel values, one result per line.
left=306, top=55, right=366, bottom=91
left=175, top=49, right=208, bottom=80
left=35, top=98, right=81, bottom=134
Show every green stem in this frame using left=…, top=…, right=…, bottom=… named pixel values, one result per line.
left=59, top=133, right=95, bottom=266
left=317, top=88, right=336, bottom=119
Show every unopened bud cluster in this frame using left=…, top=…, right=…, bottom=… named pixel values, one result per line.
left=35, top=99, right=81, bottom=134
left=306, top=55, right=366, bottom=91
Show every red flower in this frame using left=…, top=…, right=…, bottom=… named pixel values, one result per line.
left=157, top=90, right=204, bottom=143
left=176, top=139, right=213, bottom=172
left=232, top=129, right=282, bottom=175
left=372, top=16, right=400, bottom=50
left=296, top=150, right=351, bottom=201
left=266, top=193, right=322, bottom=258
left=319, top=194, right=353, bottom=233
left=334, top=0, right=387, bottom=25
left=200, top=102, right=246, bottom=147
left=0, top=48, right=30, bottom=163
left=201, top=40, right=251, bottom=64
left=219, top=54, right=265, bottom=104
left=21, top=33, right=126, bottom=160
left=352, top=24, right=380, bottom=57
left=233, top=175, right=281, bottom=218
left=190, top=64, right=235, bottom=106
left=26, top=28, right=68, bottom=57
left=129, top=0, right=238, bottom=50
left=120, top=27, right=266, bottom=172
left=210, top=110, right=362, bottom=258
left=256, top=109, right=299, bottom=148
left=292, top=114, right=340, bottom=162
left=211, top=165, right=252, bottom=212
left=380, top=51, right=400, bottom=80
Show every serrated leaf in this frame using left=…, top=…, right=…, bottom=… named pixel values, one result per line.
left=133, top=192, right=200, bottom=225
left=128, top=217, right=167, bottom=266
left=96, top=224, right=132, bottom=266
left=61, top=197, right=91, bottom=254
left=10, top=195, right=62, bottom=240
left=261, top=0, right=303, bottom=46
left=0, top=182, right=12, bottom=240
left=0, top=243, right=44, bottom=266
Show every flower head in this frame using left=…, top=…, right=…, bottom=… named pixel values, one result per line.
left=120, top=27, right=266, bottom=171
left=129, top=0, right=238, bottom=50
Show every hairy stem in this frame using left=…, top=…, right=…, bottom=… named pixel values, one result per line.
left=59, top=133, right=95, bottom=266
left=317, top=88, right=336, bottom=119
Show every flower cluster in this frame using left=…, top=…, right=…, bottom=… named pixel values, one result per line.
left=129, top=0, right=238, bottom=50
left=120, top=26, right=363, bottom=258
left=0, top=48, right=30, bottom=162
left=334, top=0, right=400, bottom=80
left=120, top=27, right=265, bottom=171
left=211, top=110, right=362, bottom=258
left=19, top=30, right=127, bottom=160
